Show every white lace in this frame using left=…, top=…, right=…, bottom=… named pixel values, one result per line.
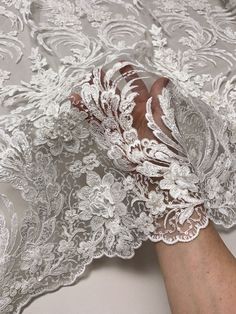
left=0, top=0, right=236, bottom=313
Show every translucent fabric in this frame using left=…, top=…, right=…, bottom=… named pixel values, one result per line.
left=0, top=0, right=236, bottom=313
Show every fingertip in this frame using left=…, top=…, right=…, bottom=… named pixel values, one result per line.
left=150, top=77, right=169, bottom=96
left=69, top=93, right=82, bottom=107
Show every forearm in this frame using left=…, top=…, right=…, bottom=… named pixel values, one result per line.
left=155, top=220, right=236, bottom=314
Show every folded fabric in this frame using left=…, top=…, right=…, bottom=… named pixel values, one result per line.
left=0, top=0, right=236, bottom=313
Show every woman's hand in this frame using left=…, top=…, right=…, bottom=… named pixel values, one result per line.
left=156, top=221, right=236, bottom=314
left=70, top=64, right=171, bottom=141
left=69, top=64, right=236, bottom=314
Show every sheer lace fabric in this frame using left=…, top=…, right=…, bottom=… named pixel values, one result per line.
left=0, top=0, right=236, bottom=313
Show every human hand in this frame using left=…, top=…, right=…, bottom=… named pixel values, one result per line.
left=69, top=63, right=171, bottom=143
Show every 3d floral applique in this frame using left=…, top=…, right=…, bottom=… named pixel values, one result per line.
left=0, top=1, right=236, bottom=313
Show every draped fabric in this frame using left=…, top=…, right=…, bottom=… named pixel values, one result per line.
left=0, top=0, right=236, bottom=312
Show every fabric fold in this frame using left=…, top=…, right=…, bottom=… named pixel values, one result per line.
left=0, top=0, right=236, bottom=313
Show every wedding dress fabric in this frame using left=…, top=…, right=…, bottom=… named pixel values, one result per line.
left=0, top=0, right=236, bottom=313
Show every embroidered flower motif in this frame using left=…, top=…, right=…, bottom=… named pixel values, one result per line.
left=64, top=209, right=79, bottom=222
left=20, top=243, right=54, bottom=273
left=69, top=153, right=100, bottom=177
left=76, top=171, right=127, bottom=219
left=82, top=153, right=100, bottom=170
left=77, top=240, right=96, bottom=259
left=3, top=281, right=21, bottom=298
left=105, top=217, right=122, bottom=235
left=123, top=175, right=135, bottom=190
left=135, top=212, right=155, bottom=235
left=145, top=191, right=167, bottom=214
left=205, top=176, right=222, bottom=200
left=1, top=1, right=236, bottom=312
left=224, top=190, right=235, bottom=206
left=34, top=107, right=89, bottom=156
left=159, top=162, right=199, bottom=199
left=68, top=160, right=83, bottom=177
left=58, top=239, right=75, bottom=253
left=149, top=24, right=167, bottom=48
left=116, top=238, right=133, bottom=256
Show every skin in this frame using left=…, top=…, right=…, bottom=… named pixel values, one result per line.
left=71, top=64, right=236, bottom=314
left=156, top=221, right=236, bottom=314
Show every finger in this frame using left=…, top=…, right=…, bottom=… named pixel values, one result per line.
left=69, top=93, right=83, bottom=109
left=69, top=92, right=105, bottom=129
left=100, top=68, right=121, bottom=96
left=150, top=77, right=169, bottom=97
left=119, top=63, right=149, bottom=103
left=150, top=77, right=169, bottom=119
left=150, top=77, right=174, bottom=139
left=119, top=63, right=149, bottom=130
left=69, top=67, right=121, bottom=123
left=69, top=93, right=93, bottom=120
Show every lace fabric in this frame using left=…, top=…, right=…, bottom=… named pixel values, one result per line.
left=0, top=0, right=236, bottom=313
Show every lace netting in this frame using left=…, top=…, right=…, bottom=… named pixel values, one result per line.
left=0, top=0, right=236, bottom=313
